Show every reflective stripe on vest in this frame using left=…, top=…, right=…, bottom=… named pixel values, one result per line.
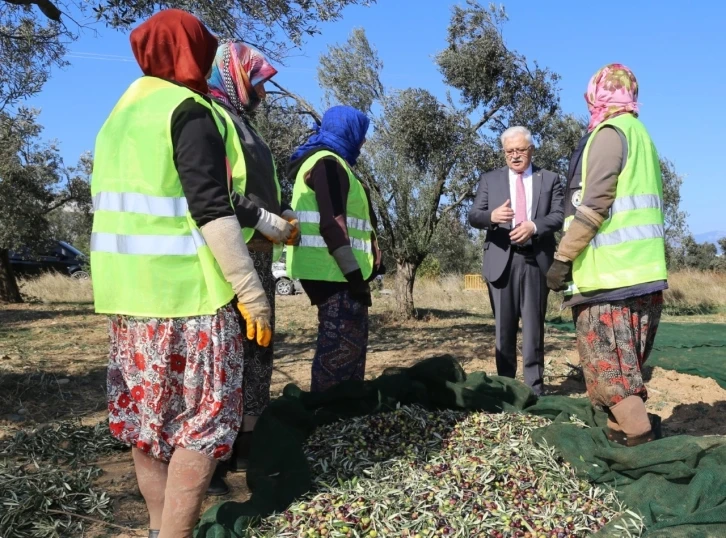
left=571, top=114, right=667, bottom=294
left=591, top=223, right=664, bottom=249
left=90, top=77, right=236, bottom=318
left=91, top=231, right=207, bottom=256
left=296, top=210, right=374, bottom=233
left=93, top=192, right=189, bottom=218
left=563, top=194, right=662, bottom=246
left=298, top=235, right=373, bottom=254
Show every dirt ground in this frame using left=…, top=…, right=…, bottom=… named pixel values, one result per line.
left=2, top=290, right=726, bottom=537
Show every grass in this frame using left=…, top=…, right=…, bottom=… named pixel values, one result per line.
left=15, top=270, right=726, bottom=319
left=663, top=270, right=726, bottom=316
left=19, top=272, right=93, bottom=304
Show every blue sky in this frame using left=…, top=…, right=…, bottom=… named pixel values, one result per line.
left=30, top=0, right=725, bottom=235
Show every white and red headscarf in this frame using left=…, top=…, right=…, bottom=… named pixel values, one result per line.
left=208, top=42, right=278, bottom=114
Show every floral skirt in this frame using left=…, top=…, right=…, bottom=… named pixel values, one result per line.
left=106, top=303, right=245, bottom=462
left=572, top=292, right=663, bottom=409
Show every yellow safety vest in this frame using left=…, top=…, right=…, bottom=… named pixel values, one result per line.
left=568, top=113, right=667, bottom=295
left=286, top=151, right=374, bottom=282
left=91, top=77, right=237, bottom=317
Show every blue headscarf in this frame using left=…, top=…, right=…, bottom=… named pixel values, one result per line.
left=290, top=106, right=370, bottom=166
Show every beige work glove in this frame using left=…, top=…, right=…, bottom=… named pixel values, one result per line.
left=200, top=216, right=272, bottom=347
left=281, top=209, right=301, bottom=246
left=556, top=206, right=604, bottom=262
left=254, top=208, right=295, bottom=245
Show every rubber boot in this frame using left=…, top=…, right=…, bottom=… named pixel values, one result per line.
left=228, top=431, right=253, bottom=473
left=206, top=464, right=230, bottom=496
left=605, top=416, right=628, bottom=445
left=610, top=395, right=654, bottom=447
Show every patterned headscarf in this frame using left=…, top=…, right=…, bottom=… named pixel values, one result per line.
left=130, top=9, right=218, bottom=94
left=208, top=42, right=278, bottom=114
left=585, top=63, right=639, bottom=132
left=290, top=106, right=370, bottom=166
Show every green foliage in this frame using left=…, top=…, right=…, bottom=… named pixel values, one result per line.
left=659, top=158, right=689, bottom=268
left=679, top=235, right=726, bottom=272
left=318, top=27, right=384, bottom=115
left=417, top=255, right=441, bottom=280
left=252, top=101, right=313, bottom=203
left=428, top=213, right=483, bottom=275
left=0, top=109, right=91, bottom=300
left=0, top=2, right=67, bottom=112
left=436, top=1, right=560, bottom=137
left=0, top=110, right=91, bottom=253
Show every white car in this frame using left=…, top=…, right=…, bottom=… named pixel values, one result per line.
left=272, top=260, right=302, bottom=296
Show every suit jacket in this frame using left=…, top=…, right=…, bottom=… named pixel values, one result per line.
left=468, top=165, right=564, bottom=283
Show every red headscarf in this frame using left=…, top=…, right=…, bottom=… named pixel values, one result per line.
left=130, top=9, right=218, bottom=94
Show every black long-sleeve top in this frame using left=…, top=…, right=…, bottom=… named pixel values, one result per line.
left=170, top=97, right=287, bottom=231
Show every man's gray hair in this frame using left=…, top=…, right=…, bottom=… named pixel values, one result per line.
left=500, top=126, right=533, bottom=146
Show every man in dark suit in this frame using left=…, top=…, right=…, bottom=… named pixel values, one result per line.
left=468, top=126, right=564, bottom=395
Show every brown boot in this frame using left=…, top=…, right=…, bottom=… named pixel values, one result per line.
left=625, top=430, right=656, bottom=447
left=605, top=414, right=628, bottom=445
left=609, top=396, right=653, bottom=447
left=606, top=427, right=628, bottom=445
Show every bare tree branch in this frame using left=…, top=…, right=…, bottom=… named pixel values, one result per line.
left=268, top=79, right=321, bottom=123
left=473, top=103, right=503, bottom=132
left=4, top=0, right=62, bottom=21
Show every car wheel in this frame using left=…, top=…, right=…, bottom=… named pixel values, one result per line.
left=70, top=270, right=90, bottom=280
left=275, top=278, right=294, bottom=296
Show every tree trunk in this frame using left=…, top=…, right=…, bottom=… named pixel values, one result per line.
left=0, top=249, right=23, bottom=303
left=394, top=260, right=418, bottom=319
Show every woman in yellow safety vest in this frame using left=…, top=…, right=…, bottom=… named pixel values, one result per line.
left=286, top=106, right=384, bottom=392
left=204, top=41, right=299, bottom=496
left=547, top=64, right=668, bottom=447
left=90, top=10, right=272, bottom=537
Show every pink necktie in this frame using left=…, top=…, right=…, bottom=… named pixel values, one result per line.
left=515, top=173, right=527, bottom=225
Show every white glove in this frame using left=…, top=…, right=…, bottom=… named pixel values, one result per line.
left=200, top=217, right=272, bottom=347
left=254, top=208, right=294, bottom=244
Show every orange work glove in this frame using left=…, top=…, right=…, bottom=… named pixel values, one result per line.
left=281, top=209, right=300, bottom=246
left=236, top=301, right=272, bottom=347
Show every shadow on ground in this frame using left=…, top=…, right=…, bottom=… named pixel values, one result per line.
left=662, top=401, right=726, bottom=437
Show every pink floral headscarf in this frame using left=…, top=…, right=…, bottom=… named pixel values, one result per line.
left=585, top=63, right=639, bottom=132
left=208, top=41, right=278, bottom=114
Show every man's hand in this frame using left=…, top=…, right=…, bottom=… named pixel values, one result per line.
left=491, top=199, right=515, bottom=224
left=510, top=221, right=536, bottom=244
left=546, top=258, right=573, bottom=292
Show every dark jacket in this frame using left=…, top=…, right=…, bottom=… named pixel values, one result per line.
left=468, top=165, right=564, bottom=283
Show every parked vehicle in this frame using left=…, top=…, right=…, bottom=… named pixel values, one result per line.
left=272, top=256, right=302, bottom=296
left=9, top=241, right=89, bottom=280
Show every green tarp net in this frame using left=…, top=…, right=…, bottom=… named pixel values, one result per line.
left=195, top=356, right=726, bottom=538
left=547, top=320, right=726, bottom=390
